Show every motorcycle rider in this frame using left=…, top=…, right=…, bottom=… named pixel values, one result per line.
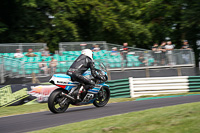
left=67, top=49, right=105, bottom=101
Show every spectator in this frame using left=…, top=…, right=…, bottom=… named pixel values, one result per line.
left=110, top=47, right=118, bottom=56
left=25, top=49, right=37, bottom=57
left=159, top=42, right=167, bottom=65
left=138, top=54, right=147, bottom=67
left=92, top=45, right=100, bottom=52
left=91, top=44, right=95, bottom=51
left=165, top=41, right=175, bottom=65
left=181, top=40, right=191, bottom=64
left=181, top=40, right=190, bottom=50
left=120, top=43, right=129, bottom=67
left=14, top=49, right=24, bottom=58
left=42, top=47, right=50, bottom=56
left=152, top=43, right=161, bottom=66
left=39, top=59, right=49, bottom=75
left=80, top=43, right=87, bottom=50
left=50, top=57, right=57, bottom=75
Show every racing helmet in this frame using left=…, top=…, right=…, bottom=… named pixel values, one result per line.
left=81, top=49, right=93, bottom=60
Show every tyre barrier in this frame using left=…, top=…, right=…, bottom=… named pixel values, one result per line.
left=106, top=79, right=130, bottom=98
left=188, top=76, right=200, bottom=92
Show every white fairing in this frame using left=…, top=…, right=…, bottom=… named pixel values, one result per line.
left=50, top=76, right=71, bottom=85
left=81, top=49, right=93, bottom=60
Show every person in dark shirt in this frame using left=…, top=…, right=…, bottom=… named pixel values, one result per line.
left=159, top=41, right=167, bottom=65
left=120, top=43, right=129, bottom=67
left=181, top=40, right=191, bottom=64
left=181, top=40, right=190, bottom=50
left=152, top=43, right=161, bottom=66
left=138, top=54, right=147, bottom=67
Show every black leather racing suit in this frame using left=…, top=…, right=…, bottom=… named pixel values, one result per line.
left=66, top=54, right=102, bottom=90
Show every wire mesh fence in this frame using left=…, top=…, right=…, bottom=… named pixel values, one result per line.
left=59, top=41, right=146, bottom=54
left=0, top=45, right=195, bottom=84
left=96, top=49, right=195, bottom=69
left=0, top=43, right=47, bottom=53
left=59, top=41, right=107, bottom=52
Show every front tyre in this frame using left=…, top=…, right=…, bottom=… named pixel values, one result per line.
left=93, top=86, right=110, bottom=107
left=48, top=89, right=69, bottom=113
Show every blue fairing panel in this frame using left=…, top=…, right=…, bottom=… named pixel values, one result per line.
left=65, top=86, right=76, bottom=91
left=53, top=74, right=71, bottom=79
left=82, top=71, right=91, bottom=76
left=98, top=82, right=109, bottom=87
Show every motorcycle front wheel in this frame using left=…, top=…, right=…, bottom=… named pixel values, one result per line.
left=93, top=86, right=110, bottom=107
left=48, top=89, right=69, bottom=113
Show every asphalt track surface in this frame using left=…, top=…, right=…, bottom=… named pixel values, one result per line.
left=0, top=95, right=200, bottom=133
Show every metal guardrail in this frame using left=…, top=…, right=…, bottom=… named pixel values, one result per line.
left=129, top=76, right=200, bottom=97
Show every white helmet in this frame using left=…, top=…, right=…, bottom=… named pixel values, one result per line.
left=81, top=49, right=93, bottom=60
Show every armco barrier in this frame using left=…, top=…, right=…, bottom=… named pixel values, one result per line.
left=106, top=79, right=130, bottom=98
left=129, top=76, right=189, bottom=97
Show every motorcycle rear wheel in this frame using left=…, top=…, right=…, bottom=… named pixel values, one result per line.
left=93, top=86, right=110, bottom=107
left=48, top=89, right=69, bottom=113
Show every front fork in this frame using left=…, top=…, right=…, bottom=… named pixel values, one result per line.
left=98, top=87, right=105, bottom=99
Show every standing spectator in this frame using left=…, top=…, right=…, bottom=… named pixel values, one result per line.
left=42, top=47, right=50, bottom=56
left=165, top=41, right=175, bottom=65
left=14, top=49, right=24, bottom=58
left=120, top=43, right=129, bottom=67
left=80, top=43, right=87, bottom=50
left=138, top=54, right=147, bottom=67
left=39, top=59, right=49, bottom=75
left=111, top=47, right=118, bottom=56
left=181, top=40, right=191, bottom=64
left=50, top=57, right=57, bottom=75
left=152, top=43, right=161, bottom=66
left=159, top=42, right=167, bottom=65
left=92, top=45, right=100, bottom=52
left=91, top=44, right=95, bottom=51
left=25, top=49, right=37, bottom=57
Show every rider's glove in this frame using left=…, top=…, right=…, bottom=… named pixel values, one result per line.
left=100, top=76, right=106, bottom=81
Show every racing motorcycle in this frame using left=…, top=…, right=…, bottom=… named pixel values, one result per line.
left=48, top=63, right=110, bottom=113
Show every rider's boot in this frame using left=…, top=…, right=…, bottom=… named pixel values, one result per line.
left=77, top=86, right=84, bottom=102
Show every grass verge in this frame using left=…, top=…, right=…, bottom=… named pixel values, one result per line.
left=0, top=92, right=200, bottom=117
left=30, top=102, right=200, bottom=133
left=0, top=98, right=134, bottom=117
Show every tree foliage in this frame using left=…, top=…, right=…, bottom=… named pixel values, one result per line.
left=0, top=0, right=200, bottom=52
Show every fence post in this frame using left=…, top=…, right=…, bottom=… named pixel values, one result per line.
left=177, top=67, right=182, bottom=76
left=0, top=55, right=5, bottom=83
left=129, top=77, right=134, bottom=98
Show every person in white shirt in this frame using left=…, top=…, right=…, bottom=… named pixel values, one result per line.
left=42, top=47, right=50, bottom=56
left=14, top=49, right=24, bottom=58
left=39, top=59, right=49, bottom=74
left=165, top=41, right=175, bottom=65
left=92, top=45, right=100, bottom=52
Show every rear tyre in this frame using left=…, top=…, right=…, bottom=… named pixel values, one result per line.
left=93, top=86, right=110, bottom=107
left=48, top=89, right=69, bottom=113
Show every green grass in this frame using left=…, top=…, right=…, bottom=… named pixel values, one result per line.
left=0, top=98, right=134, bottom=117
left=30, top=102, right=200, bottom=133
left=137, top=91, right=200, bottom=98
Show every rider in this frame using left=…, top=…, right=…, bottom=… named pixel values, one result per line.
left=66, top=49, right=105, bottom=100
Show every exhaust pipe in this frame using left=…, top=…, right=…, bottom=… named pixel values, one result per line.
left=64, top=94, right=76, bottom=101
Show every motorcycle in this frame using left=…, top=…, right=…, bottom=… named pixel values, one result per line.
left=48, top=63, right=110, bottom=113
